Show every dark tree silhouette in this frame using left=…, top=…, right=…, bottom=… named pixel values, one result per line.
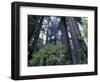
left=28, top=16, right=44, bottom=60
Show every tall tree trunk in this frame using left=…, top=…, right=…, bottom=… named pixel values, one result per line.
left=28, top=16, right=44, bottom=60
left=57, top=17, right=72, bottom=64
left=65, top=17, right=86, bottom=64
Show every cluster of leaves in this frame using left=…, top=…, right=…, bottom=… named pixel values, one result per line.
left=29, top=44, right=68, bottom=66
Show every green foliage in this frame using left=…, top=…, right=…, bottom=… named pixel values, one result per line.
left=76, top=48, right=83, bottom=54
left=76, top=48, right=87, bottom=64
left=80, top=59, right=87, bottom=64
left=50, top=57, right=57, bottom=65
left=29, top=53, right=40, bottom=66
left=38, top=44, right=67, bottom=58
left=81, top=17, right=88, bottom=45
left=29, top=44, right=68, bottom=65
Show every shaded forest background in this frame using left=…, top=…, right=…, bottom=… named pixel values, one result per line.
left=28, top=15, right=88, bottom=66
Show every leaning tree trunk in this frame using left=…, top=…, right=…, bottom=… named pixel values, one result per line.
left=65, top=17, right=86, bottom=64
left=57, top=17, right=72, bottom=64
left=28, top=16, right=44, bottom=60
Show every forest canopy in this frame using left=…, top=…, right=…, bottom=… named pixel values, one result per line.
left=28, top=15, right=88, bottom=66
